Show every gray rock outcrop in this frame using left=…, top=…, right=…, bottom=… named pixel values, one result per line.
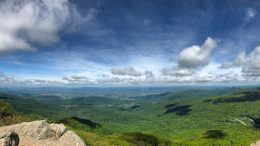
left=0, top=131, right=19, bottom=146
left=0, top=120, right=86, bottom=146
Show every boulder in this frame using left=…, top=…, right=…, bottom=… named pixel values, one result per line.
left=0, top=120, right=86, bottom=146
left=0, top=131, right=19, bottom=146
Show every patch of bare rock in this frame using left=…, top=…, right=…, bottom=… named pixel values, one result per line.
left=251, top=141, right=260, bottom=146
left=0, top=120, right=86, bottom=146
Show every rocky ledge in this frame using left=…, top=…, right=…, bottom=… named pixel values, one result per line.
left=251, top=141, right=260, bottom=146
left=0, top=120, right=86, bottom=146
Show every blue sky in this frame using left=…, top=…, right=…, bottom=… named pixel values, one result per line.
left=0, top=0, right=260, bottom=86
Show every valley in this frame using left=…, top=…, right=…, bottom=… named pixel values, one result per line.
left=0, top=86, right=260, bottom=145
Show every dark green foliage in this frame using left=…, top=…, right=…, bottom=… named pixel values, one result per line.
left=133, top=92, right=172, bottom=101
left=1, top=86, right=260, bottom=145
left=35, top=95, right=62, bottom=102
left=203, top=99, right=212, bottom=103
left=9, top=98, right=65, bottom=119
left=166, top=89, right=233, bottom=100
left=65, top=96, right=118, bottom=106
left=163, top=105, right=192, bottom=116
left=130, top=105, right=141, bottom=109
left=0, top=93, right=9, bottom=100
left=120, top=132, right=171, bottom=146
left=0, top=101, right=12, bottom=118
left=0, top=100, right=42, bottom=126
left=119, top=104, right=141, bottom=111
left=204, top=130, right=226, bottom=139
left=213, top=91, right=260, bottom=103
left=164, top=103, right=178, bottom=108
left=71, top=117, right=101, bottom=128
left=58, top=117, right=101, bottom=129
left=251, top=117, right=260, bottom=129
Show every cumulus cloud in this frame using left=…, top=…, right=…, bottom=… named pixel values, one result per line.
left=160, top=37, right=218, bottom=80
left=0, top=71, right=64, bottom=85
left=216, top=72, right=239, bottom=83
left=0, top=72, right=15, bottom=84
left=96, top=70, right=156, bottom=85
left=97, top=77, right=144, bottom=85
left=239, top=46, right=260, bottom=77
left=97, top=77, right=125, bottom=84
left=159, top=60, right=245, bottom=84
left=144, top=71, right=155, bottom=81
left=62, top=75, right=91, bottom=84
left=219, top=61, right=233, bottom=69
left=235, top=51, right=246, bottom=66
left=194, top=72, right=216, bottom=82
left=111, top=67, right=142, bottom=77
left=0, top=0, right=84, bottom=54
left=178, top=37, right=218, bottom=68
left=192, top=71, right=239, bottom=83
left=161, top=67, right=193, bottom=77
left=27, top=79, right=63, bottom=85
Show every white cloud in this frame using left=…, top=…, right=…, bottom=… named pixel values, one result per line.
left=239, top=46, right=260, bottom=77
left=194, top=72, right=216, bottom=82
left=219, top=61, right=233, bottom=69
left=159, top=62, right=244, bottom=84
left=235, top=51, right=246, bottom=66
left=0, top=71, right=65, bottom=86
left=144, top=71, right=155, bottom=81
left=178, top=37, right=218, bottom=68
left=97, top=77, right=125, bottom=84
left=0, top=0, right=83, bottom=54
left=216, top=72, right=239, bottom=83
left=0, top=71, right=16, bottom=84
left=160, top=37, right=218, bottom=79
left=62, top=75, right=91, bottom=84
left=111, top=67, right=143, bottom=77
left=0, top=63, right=251, bottom=86
left=96, top=70, right=157, bottom=85
left=161, top=67, right=193, bottom=77
left=246, top=8, right=257, bottom=21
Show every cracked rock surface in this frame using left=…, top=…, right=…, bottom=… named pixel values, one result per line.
left=0, top=120, right=86, bottom=146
